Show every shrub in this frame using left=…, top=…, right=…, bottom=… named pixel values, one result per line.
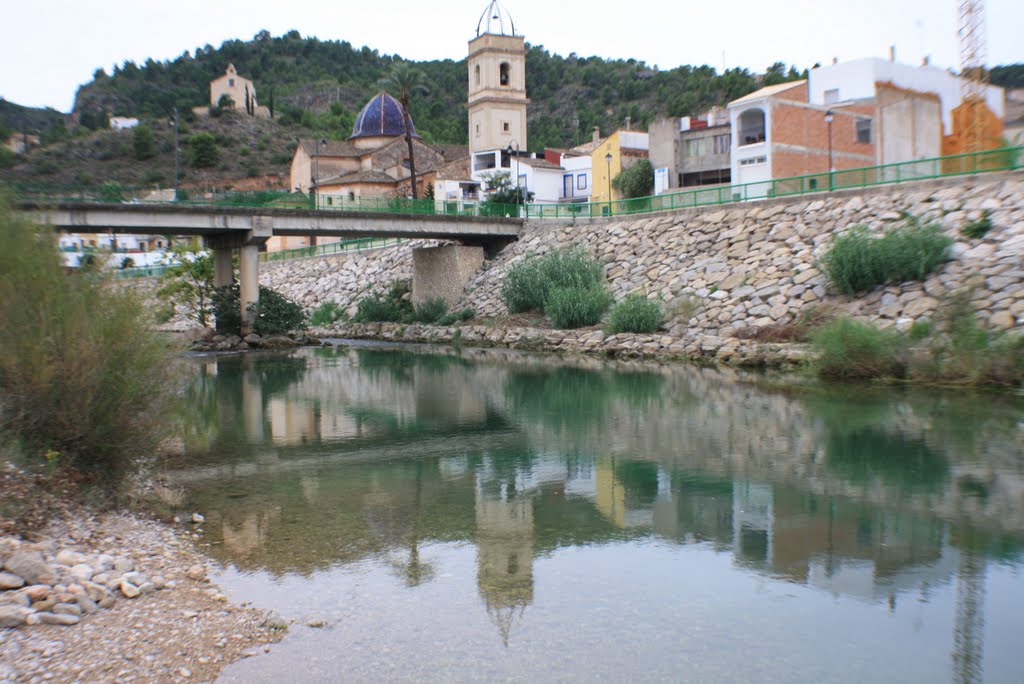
left=409, top=298, right=448, bottom=324
left=501, top=247, right=605, bottom=314
left=0, top=197, right=173, bottom=489
left=190, top=132, right=220, bottom=168
left=810, top=317, right=906, bottom=379
left=436, top=308, right=475, bottom=326
left=250, top=288, right=305, bottom=335
left=213, top=284, right=305, bottom=334
left=545, top=284, right=613, bottom=329
left=820, top=222, right=952, bottom=295
left=960, top=211, right=992, bottom=239
left=132, top=124, right=156, bottom=160
left=353, top=281, right=413, bottom=323
left=309, top=300, right=347, bottom=327
left=605, top=294, right=664, bottom=333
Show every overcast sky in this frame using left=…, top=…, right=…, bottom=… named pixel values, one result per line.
left=3, top=0, right=1022, bottom=112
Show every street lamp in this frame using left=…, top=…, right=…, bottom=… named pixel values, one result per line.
left=605, top=152, right=613, bottom=215
left=167, top=107, right=180, bottom=199
left=824, top=110, right=834, bottom=191
left=313, top=137, right=327, bottom=208
left=505, top=140, right=520, bottom=209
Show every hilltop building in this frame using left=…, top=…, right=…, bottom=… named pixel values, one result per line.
left=198, top=64, right=270, bottom=117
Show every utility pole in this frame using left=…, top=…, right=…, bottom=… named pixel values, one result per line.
left=170, top=107, right=180, bottom=198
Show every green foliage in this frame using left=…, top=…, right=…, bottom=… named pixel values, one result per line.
left=612, top=159, right=655, bottom=199
left=249, top=287, right=305, bottom=335
left=132, top=123, right=157, bottom=160
left=409, top=298, right=448, bottom=324
left=99, top=181, right=124, bottom=202
left=212, top=283, right=306, bottom=334
left=501, top=247, right=606, bottom=315
left=990, top=64, right=1024, bottom=89
left=545, top=284, right=613, bottom=329
left=436, top=307, right=475, bottom=326
left=0, top=197, right=173, bottom=489
left=189, top=132, right=219, bottom=168
left=353, top=281, right=413, bottom=323
left=960, top=211, right=992, bottom=239
left=605, top=294, right=664, bottom=333
left=910, top=292, right=1024, bottom=386
left=810, top=317, right=907, bottom=380
left=820, top=221, right=953, bottom=295
left=157, top=243, right=215, bottom=326
left=309, top=300, right=347, bottom=327
left=482, top=170, right=531, bottom=209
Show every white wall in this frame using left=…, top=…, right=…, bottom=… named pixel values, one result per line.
left=809, top=57, right=1005, bottom=134
left=561, top=155, right=592, bottom=200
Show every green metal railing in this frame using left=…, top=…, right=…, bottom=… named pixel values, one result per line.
left=259, top=236, right=404, bottom=262
left=524, top=145, right=1024, bottom=219
left=10, top=145, right=1021, bottom=222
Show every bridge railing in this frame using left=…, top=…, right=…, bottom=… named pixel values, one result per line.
left=259, top=237, right=405, bottom=262
left=9, top=145, right=1021, bottom=221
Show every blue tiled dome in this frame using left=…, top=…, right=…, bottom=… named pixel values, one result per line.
left=350, top=92, right=419, bottom=140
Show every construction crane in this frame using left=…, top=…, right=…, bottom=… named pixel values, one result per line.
left=957, top=0, right=989, bottom=153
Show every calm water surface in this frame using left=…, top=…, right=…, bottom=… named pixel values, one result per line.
left=162, top=345, right=1024, bottom=683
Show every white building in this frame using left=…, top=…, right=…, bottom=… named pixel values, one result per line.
left=808, top=56, right=1005, bottom=134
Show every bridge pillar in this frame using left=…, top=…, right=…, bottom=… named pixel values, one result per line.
left=411, top=245, right=485, bottom=307
left=239, top=245, right=260, bottom=336
left=213, top=248, right=233, bottom=289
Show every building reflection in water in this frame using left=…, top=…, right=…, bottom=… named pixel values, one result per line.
left=170, top=348, right=1024, bottom=679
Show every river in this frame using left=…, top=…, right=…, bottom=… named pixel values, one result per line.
left=161, top=344, right=1024, bottom=683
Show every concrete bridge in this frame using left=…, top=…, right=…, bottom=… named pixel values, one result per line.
left=22, top=201, right=523, bottom=333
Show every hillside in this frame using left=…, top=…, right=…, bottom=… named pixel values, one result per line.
left=2, top=29, right=1020, bottom=190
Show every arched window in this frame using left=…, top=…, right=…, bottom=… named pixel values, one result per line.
left=738, top=108, right=766, bottom=146
left=499, top=62, right=510, bottom=86
left=474, top=64, right=480, bottom=86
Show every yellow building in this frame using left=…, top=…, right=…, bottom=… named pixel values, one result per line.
left=590, top=129, right=650, bottom=204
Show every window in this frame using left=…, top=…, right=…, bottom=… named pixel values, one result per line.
left=499, top=62, right=510, bottom=86
left=739, top=156, right=767, bottom=166
left=738, top=108, right=766, bottom=145
left=502, top=121, right=510, bottom=133
left=856, top=118, right=872, bottom=144
left=685, top=138, right=705, bottom=157
left=228, top=78, right=235, bottom=87
left=824, top=88, right=840, bottom=105
left=713, top=134, right=730, bottom=155
left=475, top=123, right=480, bottom=138
left=577, top=174, right=588, bottom=190
left=474, top=64, right=480, bottom=86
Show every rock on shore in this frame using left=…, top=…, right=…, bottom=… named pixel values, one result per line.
left=0, top=510, right=283, bottom=683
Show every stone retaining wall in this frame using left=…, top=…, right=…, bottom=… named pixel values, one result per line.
left=140, top=172, right=1024, bottom=352
left=464, top=172, right=1024, bottom=335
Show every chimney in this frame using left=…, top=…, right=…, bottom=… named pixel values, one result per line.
left=625, top=116, right=632, bottom=131
left=889, top=45, right=896, bottom=63
left=592, top=126, right=600, bottom=143
left=922, top=55, right=930, bottom=67
left=832, top=56, right=838, bottom=65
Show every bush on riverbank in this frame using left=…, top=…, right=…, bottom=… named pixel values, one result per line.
left=351, top=282, right=475, bottom=326
left=809, top=296, right=1024, bottom=386
left=811, top=317, right=907, bottom=379
left=501, top=247, right=612, bottom=328
left=309, top=300, right=347, bottom=327
left=605, top=294, right=664, bottom=334
left=0, top=197, right=174, bottom=489
left=819, top=220, right=953, bottom=295
left=213, top=284, right=306, bottom=334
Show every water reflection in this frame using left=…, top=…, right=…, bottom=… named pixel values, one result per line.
left=167, top=347, right=1024, bottom=682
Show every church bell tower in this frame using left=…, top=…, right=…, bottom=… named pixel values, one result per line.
left=467, top=1, right=529, bottom=157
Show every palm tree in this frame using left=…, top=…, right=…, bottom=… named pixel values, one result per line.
left=381, top=62, right=430, bottom=199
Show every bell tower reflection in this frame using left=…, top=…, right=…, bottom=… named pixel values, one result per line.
left=475, top=475, right=534, bottom=646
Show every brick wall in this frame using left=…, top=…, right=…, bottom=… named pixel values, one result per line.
left=771, top=102, right=875, bottom=177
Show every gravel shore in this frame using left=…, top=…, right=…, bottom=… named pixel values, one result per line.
left=0, top=509, right=283, bottom=683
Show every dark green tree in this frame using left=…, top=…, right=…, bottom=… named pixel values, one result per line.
left=612, top=159, right=654, bottom=199
left=132, top=123, right=157, bottom=160
left=381, top=62, right=429, bottom=199
left=189, top=132, right=219, bottom=168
